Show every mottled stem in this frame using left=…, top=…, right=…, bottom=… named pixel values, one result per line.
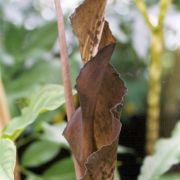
left=54, top=0, right=82, bottom=178
left=135, top=0, right=172, bottom=154
left=135, top=0, right=154, bottom=31
left=157, top=0, right=172, bottom=29
left=146, top=30, right=163, bottom=154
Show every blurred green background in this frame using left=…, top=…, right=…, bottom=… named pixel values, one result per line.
left=0, top=0, right=180, bottom=179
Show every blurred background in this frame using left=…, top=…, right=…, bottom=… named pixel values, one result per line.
left=0, top=0, right=180, bottom=179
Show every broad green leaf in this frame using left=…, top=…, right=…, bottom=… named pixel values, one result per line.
left=4, top=23, right=27, bottom=61
left=138, top=122, right=180, bottom=180
left=159, top=174, right=180, bottom=180
left=22, top=140, right=60, bottom=167
left=114, top=168, right=121, bottom=180
left=43, top=158, right=75, bottom=180
left=3, top=85, right=76, bottom=140
left=4, top=22, right=57, bottom=64
left=22, top=22, right=57, bottom=58
left=26, top=176, right=42, bottom=180
left=0, top=139, right=16, bottom=180
left=20, top=167, right=43, bottom=180
left=7, top=60, right=62, bottom=100
left=6, top=60, right=61, bottom=116
left=40, top=122, right=68, bottom=146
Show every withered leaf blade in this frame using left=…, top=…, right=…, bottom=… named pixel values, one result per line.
left=98, top=21, right=116, bottom=51
left=64, top=44, right=127, bottom=179
left=70, top=0, right=116, bottom=63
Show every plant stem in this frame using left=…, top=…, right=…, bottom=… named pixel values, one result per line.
left=0, top=80, right=10, bottom=131
left=135, top=0, right=172, bottom=154
left=146, top=30, right=163, bottom=154
left=135, top=0, right=154, bottom=31
left=0, top=79, right=21, bottom=180
left=54, top=0, right=75, bottom=121
left=158, top=0, right=172, bottom=29
left=54, top=0, right=82, bottom=179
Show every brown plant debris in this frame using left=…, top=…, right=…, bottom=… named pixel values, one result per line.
left=64, top=0, right=127, bottom=179
left=70, top=0, right=115, bottom=64
left=64, top=44, right=127, bottom=179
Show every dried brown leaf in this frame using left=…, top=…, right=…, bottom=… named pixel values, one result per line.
left=64, top=44, right=127, bottom=179
left=70, top=0, right=116, bottom=63
left=65, top=0, right=127, bottom=179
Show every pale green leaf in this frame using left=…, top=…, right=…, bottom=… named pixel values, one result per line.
left=40, top=122, right=68, bottom=146
left=4, top=22, right=57, bottom=64
left=3, top=85, right=76, bottom=140
left=20, top=167, right=43, bottom=180
left=114, top=168, right=121, bottom=180
left=138, top=122, right=180, bottom=180
left=22, top=140, right=60, bottom=167
left=159, top=174, right=180, bottom=180
left=0, top=139, right=16, bottom=180
left=43, top=158, right=75, bottom=180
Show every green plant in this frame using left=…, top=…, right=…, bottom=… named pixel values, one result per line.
left=138, top=121, right=180, bottom=180
left=0, top=0, right=180, bottom=179
left=0, top=85, right=75, bottom=179
left=135, top=0, right=172, bottom=154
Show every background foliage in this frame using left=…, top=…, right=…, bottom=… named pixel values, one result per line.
left=0, top=0, right=180, bottom=179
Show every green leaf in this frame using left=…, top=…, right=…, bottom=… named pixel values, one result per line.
left=7, top=60, right=62, bottom=100
left=40, top=122, right=68, bottom=146
left=22, top=22, right=57, bottom=57
left=43, top=158, right=75, bottom=180
left=6, top=60, right=62, bottom=116
left=114, top=168, right=121, bottom=180
left=20, top=167, right=43, bottom=180
left=26, top=176, right=42, bottom=180
left=22, top=140, right=60, bottom=167
left=0, top=139, right=16, bottom=180
left=4, top=22, right=57, bottom=64
left=138, top=122, right=180, bottom=180
left=3, top=85, right=76, bottom=140
left=159, top=174, right=180, bottom=180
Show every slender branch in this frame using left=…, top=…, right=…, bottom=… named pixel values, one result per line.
left=54, top=0, right=75, bottom=121
left=135, top=0, right=154, bottom=32
left=54, top=0, right=82, bottom=179
left=0, top=80, right=10, bottom=131
left=157, top=0, right=172, bottom=30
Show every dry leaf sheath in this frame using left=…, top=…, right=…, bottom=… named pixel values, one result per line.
left=64, top=44, right=127, bottom=179
left=64, top=0, right=127, bottom=179
left=70, top=0, right=109, bottom=63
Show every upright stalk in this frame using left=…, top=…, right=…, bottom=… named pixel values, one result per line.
left=54, top=0, right=75, bottom=120
left=0, top=80, right=10, bottom=130
left=54, top=0, right=81, bottom=179
left=135, top=0, right=172, bottom=154
left=0, top=79, right=21, bottom=180
left=146, top=29, right=163, bottom=154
